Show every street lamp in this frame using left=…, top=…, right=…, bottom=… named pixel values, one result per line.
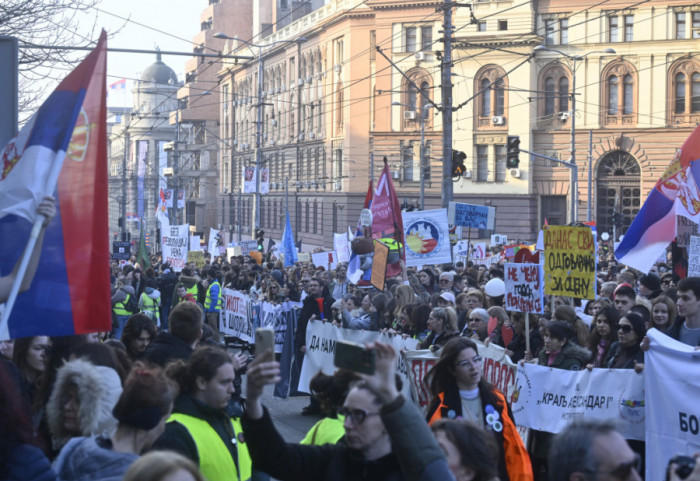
left=214, top=32, right=306, bottom=238
left=392, top=101, right=433, bottom=210
left=533, top=45, right=615, bottom=224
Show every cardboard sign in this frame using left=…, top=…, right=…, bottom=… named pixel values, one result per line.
left=448, top=202, right=495, bottom=229
left=504, top=263, right=545, bottom=313
left=370, top=241, right=389, bottom=291
left=544, top=225, right=595, bottom=299
left=688, top=235, right=700, bottom=277
left=112, top=241, right=131, bottom=261
left=187, top=250, right=206, bottom=269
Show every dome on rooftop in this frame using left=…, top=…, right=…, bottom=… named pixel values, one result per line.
left=140, top=50, right=178, bottom=85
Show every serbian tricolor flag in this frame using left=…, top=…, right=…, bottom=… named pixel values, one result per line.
left=109, top=78, right=126, bottom=90
left=370, top=158, right=405, bottom=277
left=0, top=31, right=110, bottom=340
left=616, top=125, right=700, bottom=273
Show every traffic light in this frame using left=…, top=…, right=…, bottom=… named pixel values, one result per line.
left=451, top=150, right=467, bottom=178
left=506, top=135, right=520, bottom=168
left=255, top=228, right=265, bottom=252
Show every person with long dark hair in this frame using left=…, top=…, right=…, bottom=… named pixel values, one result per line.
left=121, top=314, right=157, bottom=362
left=586, top=306, right=619, bottom=368
left=425, top=337, right=532, bottom=481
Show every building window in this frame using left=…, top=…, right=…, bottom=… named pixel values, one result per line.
left=476, top=145, right=488, bottom=182
left=624, top=15, right=634, bottom=41
left=545, top=19, right=555, bottom=45
left=559, top=77, right=569, bottom=113
left=677, top=12, right=686, bottom=39
left=402, top=68, right=433, bottom=130
left=405, top=27, right=417, bottom=52
left=545, top=77, right=555, bottom=115
left=609, top=16, right=619, bottom=42
left=694, top=12, right=700, bottom=38
left=421, top=25, right=432, bottom=51
left=424, top=141, right=431, bottom=181
left=669, top=59, right=700, bottom=122
left=495, top=145, right=506, bottom=182
left=499, top=20, right=508, bottom=31
left=475, top=65, right=508, bottom=128
left=370, top=30, right=376, bottom=61
left=478, top=21, right=487, bottom=32
left=402, top=141, right=414, bottom=181
left=560, top=19, right=569, bottom=44
left=602, top=61, right=637, bottom=125
left=539, top=62, right=572, bottom=122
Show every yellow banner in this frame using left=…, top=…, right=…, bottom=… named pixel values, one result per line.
left=187, top=250, right=206, bottom=269
left=543, top=225, right=595, bottom=299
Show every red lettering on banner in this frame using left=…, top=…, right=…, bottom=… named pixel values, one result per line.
left=411, top=359, right=437, bottom=407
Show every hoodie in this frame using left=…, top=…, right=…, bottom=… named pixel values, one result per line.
left=52, top=436, right=136, bottom=481
left=46, top=359, right=122, bottom=452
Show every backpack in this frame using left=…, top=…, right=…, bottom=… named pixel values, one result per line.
left=125, top=293, right=139, bottom=314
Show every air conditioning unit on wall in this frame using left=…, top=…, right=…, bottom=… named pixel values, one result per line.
left=414, top=51, right=426, bottom=61
left=510, top=168, right=521, bottom=178
left=403, top=111, right=416, bottom=120
left=492, top=115, right=505, bottom=125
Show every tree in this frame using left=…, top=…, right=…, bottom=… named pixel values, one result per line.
left=0, top=0, right=103, bottom=120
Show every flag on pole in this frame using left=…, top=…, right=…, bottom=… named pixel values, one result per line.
left=109, top=78, right=126, bottom=90
left=370, top=158, right=405, bottom=277
left=136, top=223, right=151, bottom=269
left=281, top=210, right=298, bottom=267
left=616, top=125, right=700, bottom=273
left=0, top=31, right=110, bottom=339
left=156, top=187, right=169, bottom=226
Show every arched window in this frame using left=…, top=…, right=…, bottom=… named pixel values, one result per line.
left=537, top=62, right=571, bottom=125
left=420, top=81, right=430, bottom=120
left=608, top=76, right=619, bottom=115
left=545, top=77, right=555, bottom=115
left=602, top=60, right=637, bottom=125
left=693, top=73, right=700, bottom=112
left=675, top=73, right=686, bottom=113
left=481, top=78, right=491, bottom=117
left=558, top=77, right=569, bottom=113
left=408, top=83, right=418, bottom=111
left=401, top=68, right=433, bottom=130
left=474, top=65, right=508, bottom=128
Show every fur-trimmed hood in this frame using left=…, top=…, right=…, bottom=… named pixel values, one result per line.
left=46, top=358, right=123, bottom=450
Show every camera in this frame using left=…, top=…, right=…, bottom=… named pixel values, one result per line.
left=667, top=455, right=696, bottom=481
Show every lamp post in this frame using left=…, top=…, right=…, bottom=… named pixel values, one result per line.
left=214, top=32, right=306, bottom=239
left=533, top=46, right=615, bottom=224
left=392, top=102, right=432, bottom=210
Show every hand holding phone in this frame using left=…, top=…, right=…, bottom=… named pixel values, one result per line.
left=334, top=340, right=376, bottom=375
left=255, top=327, right=275, bottom=355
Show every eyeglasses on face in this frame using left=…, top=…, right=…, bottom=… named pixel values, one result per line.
left=456, top=356, right=483, bottom=368
left=339, top=407, right=380, bottom=425
left=587, top=453, right=641, bottom=480
left=618, top=324, right=633, bottom=333
left=439, top=279, right=450, bottom=283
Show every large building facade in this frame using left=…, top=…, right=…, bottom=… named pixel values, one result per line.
left=192, top=0, right=700, bottom=249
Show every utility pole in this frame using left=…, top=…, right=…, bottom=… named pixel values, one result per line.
left=252, top=48, right=264, bottom=238
left=173, top=110, right=180, bottom=225
left=570, top=55, right=578, bottom=224
left=121, top=131, right=129, bottom=241
left=441, top=0, right=454, bottom=208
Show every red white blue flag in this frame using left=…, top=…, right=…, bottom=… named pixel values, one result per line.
left=0, top=31, right=110, bottom=339
left=616, top=125, right=700, bottom=273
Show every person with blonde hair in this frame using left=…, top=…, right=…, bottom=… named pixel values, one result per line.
left=419, top=307, right=459, bottom=350
left=122, top=451, right=206, bottom=481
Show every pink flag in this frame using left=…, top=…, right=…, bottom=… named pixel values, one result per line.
left=370, top=158, right=405, bottom=276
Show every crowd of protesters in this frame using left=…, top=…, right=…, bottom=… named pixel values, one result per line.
left=2, top=240, right=700, bottom=481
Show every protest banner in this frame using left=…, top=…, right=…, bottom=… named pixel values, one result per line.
left=226, top=246, right=239, bottom=259
left=511, top=363, right=644, bottom=440
left=187, top=251, right=206, bottom=269
left=404, top=340, right=518, bottom=409
left=403, top=209, right=452, bottom=267
left=161, top=224, right=189, bottom=271
left=243, top=166, right=256, bottom=194
left=505, top=263, right=544, bottom=314
left=298, top=252, right=311, bottom=263
left=257, top=301, right=293, bottom=354
left=334, top=232, right=351, bottom=263
left=676, top=216, right=698, bottom=248
left=299, top=320, right=418, bottom=399
left=544, top=225, right=596, bottom=299
left=687, top=235, right=700, bottom=277
left=448, top=202, right=495, bottom=229
left=370, top=241, right=388, bottom=291
left=239, top=239, right=257, bottom=256
left=645, top=328, right=700, bottom=481
left=208, top=228, right=223, bottom=255
left=311, top=251, right=338, bottom=271
left=220, top=288, right=254, bottom=343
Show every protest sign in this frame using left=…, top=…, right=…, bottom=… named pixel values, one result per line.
left=187, top=251, right=206, bottom=269
left=505, top=263, right=544, bottom=313
left=311, top=251, right=338, bottom=271
left=112, top=241, right=131, bottom=261
left=403, top=339, right=518, bottom=409
left=257, top=302, right=293, bottom=354
left=298, top=252, right=311, bottom=263
left=403, top=209, right=452, bottom=267
left=226, top=246, right=239, bottom=259
left=676, top=216, right=698, bottom=248
left=544, top=225, right=595, bottom=299
left=370, top=241, right=389, bottom=291
left=334, top=232, right=351, bottom=263
left=299, top=320, right=418, bottom=399
left=220, top=288, right=254, bottom=343
left=208, top=228, right=223, bottom=255
left=645, top=328, right=700, bottom=481
left=189, top=235, right=202, bottom=251
left=161, top=224, right=189, bottom=271
left=687, top=235, right=700, bottom=277
left=511, top=363, right=645, bottom=440
left=448, top=202, right=495, bottom=229
left=239, top=240, right=257, bottom=256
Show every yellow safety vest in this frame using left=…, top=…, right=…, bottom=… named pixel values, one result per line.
left=113, top=294, right=132, bottom=316
left=186, top=284, right=199, bottom=297
left=204, top=281, right=222, bottom=311
left=300, top=415, right=345, bottom=446
left=168, top=413, right=251, bottom=481
left=140, top=293, right=160, bottom=322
